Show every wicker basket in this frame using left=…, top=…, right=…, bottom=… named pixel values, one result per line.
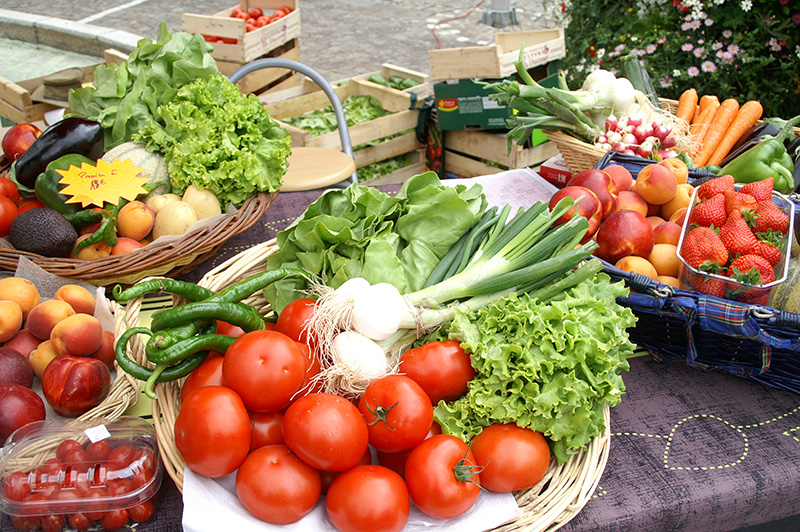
left=111, top=239, right=612, bottom=532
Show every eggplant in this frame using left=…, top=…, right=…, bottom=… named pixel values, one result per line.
left=13, top=117, right=104, bottom=189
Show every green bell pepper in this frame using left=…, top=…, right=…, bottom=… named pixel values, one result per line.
left=718, top=115, right=799, bottom=195
left=34, top=153, right=96, bottom=216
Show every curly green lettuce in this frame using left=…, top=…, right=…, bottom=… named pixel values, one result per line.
left=433, top=272, right=637, bottom=464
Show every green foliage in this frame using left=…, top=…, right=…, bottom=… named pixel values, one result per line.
left=560, top=0, right=800, bottom=117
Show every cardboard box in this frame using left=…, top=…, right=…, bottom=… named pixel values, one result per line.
left=181, top=0, right=301, bottom=63
left=215, top=38, right=301, bottom=94
left=428, top=28, right=565, bottom=81
left=537, top=153, right=572, bottom=187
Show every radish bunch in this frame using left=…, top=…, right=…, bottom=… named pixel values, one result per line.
left=596, top=114, right=678, bottom=159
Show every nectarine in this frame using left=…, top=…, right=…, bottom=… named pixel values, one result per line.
left=595, top=210, right=655, bottom=263
left=653, top=222, right=683, bottom=246
left=604, top=164, right=634, bottom=192
left=615, top=190, right=649, bottom=217
left=566, top=169, right=619, bottom=219
left=50, top=314, right=104, bottom=357
left=548, top=186, right=603, bottom=239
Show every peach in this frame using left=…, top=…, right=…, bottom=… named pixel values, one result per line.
left=116, top=201, right=155, bottom=241
left=658, top=158, right=689, bottom=184
left=635, top=164, right=678, bottom=205
left=604, top=164, right=634, bottom=192
left=615, top=256, right=658, bottom=280
left=3, top=329, right=41, bottom=360
left=29, top=340, right=60, bottom=379
left=653, top=222, right=683, bottom=246
left=50, top=314, right=104, bottom=357
left=646, top=200, right=662, bottom=217
left=658, top=275, right=681, bottom=288
left=669, top=207, right=688, bottom=227
left=660, top=183, right=695, bottom=221
left=26, top=300, right=76, bottom=341
left=566, top=169, right=619, bottom=219
left=647, top=243, right=681, bottom=277
left=0, top=278, right=40, bottom=320
left=548, top=186, right=603, bottom=239
left=615, top=190, right=649, bottom=217
left=86, top=331, right=116, bottom=370
left=647, top=216, right=667, bottom=228
left=54, top=285, right=96, bottom=316
left=0, top=300, right=23, bottom=343
left=72, top=235, right=112, bottom=261
left=111, top=237, right=144, bottom=255
left=595, top=210, right=655, bottom=263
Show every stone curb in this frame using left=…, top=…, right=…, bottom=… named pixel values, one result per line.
left=0, top=8, right=142, bottom=58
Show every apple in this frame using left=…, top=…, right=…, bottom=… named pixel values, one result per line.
left=548, top=185, right=603, bottom=239
left=594, top=210, right=655, bottom=263
left=566, top=169, right=619, bottom=219
left=2, top=123, right=42, bottom=162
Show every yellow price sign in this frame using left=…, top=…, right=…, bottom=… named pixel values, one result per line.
left=58, top=159, right=149, bottom=208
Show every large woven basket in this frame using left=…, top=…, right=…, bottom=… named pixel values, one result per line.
left=113, top=239, right=612, bottom=532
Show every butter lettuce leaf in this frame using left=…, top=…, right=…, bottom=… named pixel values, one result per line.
left=433, top=272, right=637, bottom=464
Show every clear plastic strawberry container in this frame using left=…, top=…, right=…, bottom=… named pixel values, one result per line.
left=676, top=184, right=796, bottom=304
left=0, top=416, right=162, bottom=523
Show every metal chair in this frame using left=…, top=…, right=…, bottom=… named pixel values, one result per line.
left=228, top=58, right=358, bottom=191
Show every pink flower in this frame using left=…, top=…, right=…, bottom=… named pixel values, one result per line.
left=780, top=0, right=789, bottom=5
left=646, top=44, right=657, bottom=54
left=701, top=61, right=716, bottom=72
left=793, top=13, right=800, bottom=24
left=688, top=66, right=700, bottom=77
left=693, top=47, right=705, bottom=57
left=682, top=43, right=694, bottom=51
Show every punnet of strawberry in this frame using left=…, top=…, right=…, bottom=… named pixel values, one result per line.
left=676, top=175, right=795, bottom=305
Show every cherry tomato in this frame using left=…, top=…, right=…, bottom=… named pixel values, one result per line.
left=283, top=393, right=369, bottom=471
left=222, top=330, right=307, bottom=413
left=107, top=444, right=135, bottom=472
left=249, top=411, right=284, bottom=452
left=40, top=514, right=65, bottom=532
left=83, top=487, right=109, bottom=520
left=3, top=470, right=31, bottom=501
left=55, top=439, right=82, bottom=462
left=235, top=444, right=321, bottom=524
left=274, top=5, right=292, bottom=16
left=469, top=423, right=551, bottom=492
left=174, top=385, right=251, bottom=478
left=0, top=177, right=19, bottom=204
left=0, top=194, right=19, bottom=237
left=100, top=508, right=129, bottom=531
left=326, top=465, right=410, bottom=532
left=404, top=434, right=482, bottom=519
left=249, top=7, right=263, bottom=18
left=67, top=512, right=92, bottom=531
left=64, top=448, right=92, bottom=473
left=85, top=440, right=111, bottom=462
left=231, top=6, right=247, bottom=18
left=255, top=15, right=269, bottom=27
left=181, top=355, right=224, bottom=401
left=320, top=447, right=372, bottom=494
left=398, top=340, right=474, bottom=403
left=358, top=374, right=433, bottom=453
left=128, top=499, right=155, bottom=523
left=13, top=514, right=41, bottom=531
left=276, top=297, right=317, bottom=347
left=376, top=420, right=441, bottom=479
left=16, top=197, right=44, bottom=213
left=107, top=478, right=134, bottom=496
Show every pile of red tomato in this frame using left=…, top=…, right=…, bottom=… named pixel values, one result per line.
left=174, top=298, right=552, bottom=532
left=201, top=5, right=293, bottom=44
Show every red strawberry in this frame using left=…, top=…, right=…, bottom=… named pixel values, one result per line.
left=719, top=210, right=758, bottom=257
left=688, top=193, right=727, bottom=228
left=696, top=174, right=735, bottom=202
left=752, top=200, right=789, bottom=234
left=739, top=178, right=774, bottom=203
left=753, top=240, right=782, bottom=266
left=727, top=254, right=775, bottom=285
left=695, top=276, right=728, bottom=298
left=723, top=189, right=758, bottom=215
left=681, top=226, right=728, bottom=272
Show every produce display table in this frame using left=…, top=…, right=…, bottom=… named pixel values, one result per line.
left=4, top=179, right=799, bottom=532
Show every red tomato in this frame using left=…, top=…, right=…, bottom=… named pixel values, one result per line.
left=100, top=508, right=129, bottom=531
left=0, top=177, right=19, bottom=205
left=231, top=6, right=247, bottom=18
left=292, top=341, right=322, bottom=401
left=469, top=423, right=551, bottom=492
left=319, top=447, right=372, bottom=494
left=274, top=5, right=292, bottom=16
left=268, top=11, right=286, bottom=23
left=3, top=471, right=30, bottom=501
left=255, top=15, right=269, bottom=27
left=235, top=444, right=321, bottom=524
left=13, top=514, right=41, bottom=531
left=326, top=465, right=410, bottom=532
left=67, top=513, right=91, bottom=531
left=16, top=197, right=44, bottom=214
left=83, top=487, right=108, bottom=519
left=174, top=385, right=251, bottom=478
left=404, top=434, right=482, bottom=519
left=376, top=419, right=441, bottom=478
left=56, top=439, right=83, bottom=462
left=128, top=499, right=155, bottom=523
left=215, top=319, right=246, bottom=338
left=245, top=22, right=256, bottom=32
left=283, top=393, right=369, bottom=471
left=276, top=297, right=316, bottom=347
left=222, top=330, right=307, bottom=412
left=40, top=514, right=65, bottom=532
left=249, top=7, right=263, bottom=18
left=358, top=374, right=433, bottom=453
left=0, top=195, right=18, bottom=237
left=181, top=356, right=224, bottom=401
left=85, top=440, right=111, bottom=462
left=249, top=411, right=284, bottom=452
left=398, top=340, right=474, bottom=404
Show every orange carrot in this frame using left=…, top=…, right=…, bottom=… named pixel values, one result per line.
left=675, top=88, right=698, bottom=126
left=692, top=98, right=740, bottom=167
left=689, top=100, right=719, bottom=150
left=706, top=100, right=764, bottom=167
left=696, top=95, right=719, bottom=121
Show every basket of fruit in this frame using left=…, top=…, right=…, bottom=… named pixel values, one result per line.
left=109, top=172, right=643, bottom=531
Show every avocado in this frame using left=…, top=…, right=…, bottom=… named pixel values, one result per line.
left=9, top=208, right=78, bottom=257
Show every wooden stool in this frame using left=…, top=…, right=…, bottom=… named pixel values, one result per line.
left=281, top=147, right=357, bottom=192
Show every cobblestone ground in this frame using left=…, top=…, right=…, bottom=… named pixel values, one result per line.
left=2, top=0, right=563, bottom=81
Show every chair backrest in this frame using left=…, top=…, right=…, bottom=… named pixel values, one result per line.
left=228, top=58, right=358, bottom=186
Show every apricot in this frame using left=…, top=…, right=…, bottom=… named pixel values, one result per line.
left=0, top=278, right=40, bottom=320
left=646, top=216, right=667, bottom=228
left=614, top=190, right=649, bottom=217
left=647, top=243, right=681, bottom=277
left=615, top=256, right=659, bottom=280
left=26, top=300, right=76, bottom=341
left=111, top=237, right=144, bottom=255
left=660, top=183, right=695, bottom=221
left=3, top=329, right=41, bottom=360
left=669, top=207, right=688, bottom=227
left=54, top=285, right=96, bottom=316
left=29, top=340, right=60, bottom=379
left=658, top=275, right=681, bottom=288
left=604, top=164, right=634, bottom=192
left=658, top=158, right=689, bottom=185
left=635, top=164, right=678, bottom=205
left=0, top=300, right=23, bottom=343
left=50, top=314, right=104, bottom=357
left=72, top=235, right=112, bottom=261
left=117, top=201, right=155, bottom=241
left=653, top=221, right=683, bottom=246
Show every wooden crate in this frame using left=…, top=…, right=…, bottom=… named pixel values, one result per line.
left=444, top=129, right=559, bottom=178
left=265, top=78, right=420, bottom=152
left=363, top=148, right=426, bottom=186
left=181, top=0, right=301, bottom=63
left=216, top=39, right=301, bottom=94
left=348, top=64, right=431, bottom=98
left=428, top=28, right=565, bottom=81
left=353, top=131, right=421, bottom=169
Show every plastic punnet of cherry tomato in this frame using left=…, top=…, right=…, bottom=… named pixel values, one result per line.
left=201, top=4, right=294, bottom=43
left=172, top=298, right=553, bottom=532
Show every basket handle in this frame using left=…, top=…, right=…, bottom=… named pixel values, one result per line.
left=598, top=257, right=674, bottom=297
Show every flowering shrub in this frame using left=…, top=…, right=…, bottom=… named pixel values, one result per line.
left=559, top=0, right=800, bottom=118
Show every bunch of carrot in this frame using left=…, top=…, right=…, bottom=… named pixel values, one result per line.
left=674, top=88, right=763, bottom=168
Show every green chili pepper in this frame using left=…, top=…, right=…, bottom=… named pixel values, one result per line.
left=150, top=301, right=265, bottom=333
left=113, top=279, right=215, bottom=302
left=146, top=333, right=238, bottom=365
left=73, top=215, right=113, bottom=256
left=63, top=209, right=104, bottom=230
left=34, top=153, right=96, bottom=216
left=719, top=115, right=799, bottom=194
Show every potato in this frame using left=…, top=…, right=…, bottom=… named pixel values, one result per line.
left=152, top=201, right=198, bottom=240
left=182, top=185, right=222, bottom=220
left=145, top=193, right=181, bottom=215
